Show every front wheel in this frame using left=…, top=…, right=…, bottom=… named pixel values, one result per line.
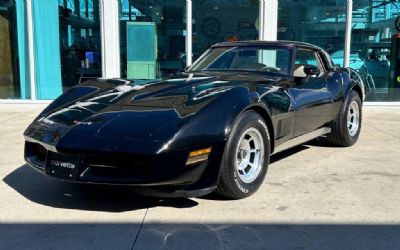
left=216, top=111, right=270, bottom=199
left=328, top=90, right=362, bottom=147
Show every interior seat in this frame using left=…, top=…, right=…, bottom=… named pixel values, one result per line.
left=293, top=64, right=307, bottom=77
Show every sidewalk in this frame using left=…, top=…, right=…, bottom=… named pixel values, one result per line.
left=1, top=105, right=400, bottom=250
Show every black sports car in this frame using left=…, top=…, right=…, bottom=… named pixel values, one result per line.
left=24, top=41, right=364, bottom=199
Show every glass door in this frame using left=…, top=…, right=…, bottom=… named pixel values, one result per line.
left=0, top=1, right=21, bottom=99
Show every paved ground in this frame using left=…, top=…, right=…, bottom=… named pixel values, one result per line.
left=0, top=104, right=400, bottom=250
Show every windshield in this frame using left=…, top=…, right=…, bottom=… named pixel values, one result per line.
left=188, top=46, right=292, bottom=75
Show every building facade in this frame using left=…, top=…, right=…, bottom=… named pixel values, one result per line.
left=0, top=0, right=399, bottom=103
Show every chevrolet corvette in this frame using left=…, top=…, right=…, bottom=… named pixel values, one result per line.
left=24, top=41, right=364, bottom=199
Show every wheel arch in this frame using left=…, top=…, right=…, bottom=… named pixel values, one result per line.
left=243, top=104, right=275, bottom=153
left=351, top=83, right=364, bottom=103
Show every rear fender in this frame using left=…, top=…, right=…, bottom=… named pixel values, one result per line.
left=340, top=68, right=365, bottom=101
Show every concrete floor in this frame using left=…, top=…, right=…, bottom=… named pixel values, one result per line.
left=0, top=104, right=400, bottom=250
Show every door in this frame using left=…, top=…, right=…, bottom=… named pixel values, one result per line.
left=290, top=48, right=335, bottom=137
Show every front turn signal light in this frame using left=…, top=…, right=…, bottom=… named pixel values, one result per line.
left=186, top=147, right=212, bottom=166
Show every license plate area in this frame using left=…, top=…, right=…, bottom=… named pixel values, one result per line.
left=46, top=151, right=80, bottom=180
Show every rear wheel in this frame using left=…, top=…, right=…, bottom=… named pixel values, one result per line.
left=216, top=111, right=270, bottom=199
left=328, top=90, right=362, bottom=147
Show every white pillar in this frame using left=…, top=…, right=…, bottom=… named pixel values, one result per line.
left=344, top=0, right=353, bottom=68
left=186, top=0, right=193, bottom=66
left=26, top=0, right=36, bottom=100
left=260, top=0, right=278, bottom=41
left=100, top=0, right=121, bottom=78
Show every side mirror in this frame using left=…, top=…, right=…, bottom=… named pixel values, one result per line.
left=304, top=65, right=320, bottom=76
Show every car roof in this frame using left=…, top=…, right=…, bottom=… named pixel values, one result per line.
left=212, top=40, right=324, bottom=51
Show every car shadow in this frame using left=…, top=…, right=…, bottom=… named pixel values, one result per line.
left=270, top=145, right=310, bottom=164
left=306, top=136, right=342, bottom=148
left=270, top=136, right=339, bottom=164
left=2, top=165, right=198, bottom=213
left=5, top=139, right=339, bottom=208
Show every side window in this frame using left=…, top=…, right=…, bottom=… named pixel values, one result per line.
left=294, top=49, right=325, bottom=77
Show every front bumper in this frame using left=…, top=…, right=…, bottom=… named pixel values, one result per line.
left=24, top=140, right=225, bottom=197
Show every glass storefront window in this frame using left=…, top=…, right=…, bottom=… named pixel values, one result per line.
left=351, top=1, right=400, bottom=101
left=59, top=0, right=102, bottom=91
left=193, top=0, right=259, bottom=60
left=0, top=0, right=22, bottom=99
left=2, top=0, right=400, bottom=102
left=278, top=1, right=347, bottom=57
left=278, top=0, right=400, bottom=102
left=119, top=0, right=187, bottom=79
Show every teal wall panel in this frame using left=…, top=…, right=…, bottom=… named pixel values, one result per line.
left=127, top=22, right=157, bottom=79
left=32, top=0, right=62, bottom=99
left=16, top=0, right=30, bottom=99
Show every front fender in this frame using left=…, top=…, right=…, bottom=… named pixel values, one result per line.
left=170, top=86, right=253, bottom=150
left=38, top=79, right=132, bottom=118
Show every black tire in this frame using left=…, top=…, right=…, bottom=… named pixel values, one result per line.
left=216, top=111, right=271, bottom=199
left=328, top=90, right=362, bottom=147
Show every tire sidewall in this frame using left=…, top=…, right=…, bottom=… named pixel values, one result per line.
left=222, top=111, right=270, bottom=197
left=342, top=91, right=362, bottom=145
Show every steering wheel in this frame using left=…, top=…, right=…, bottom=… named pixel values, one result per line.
left=260, top=66, right=281, bottom=73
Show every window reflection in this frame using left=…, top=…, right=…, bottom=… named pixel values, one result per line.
left=0, top=0, right=22, bottom=99
left=278, top=1, right=347, bottom=53
left=351, top=0, right=400, bottom=101
left=279, top=0, right=400, bottom=101
left=59, top=0, right=102, bottom=92
left=119, top=0, right=187, bottom=79
left=193, top=0, right=259, bottom=60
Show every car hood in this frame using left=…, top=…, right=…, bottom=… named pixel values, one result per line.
left=25, top=72, right=279, bottom=153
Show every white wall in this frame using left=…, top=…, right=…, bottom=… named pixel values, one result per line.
left=100, top=0, right=121, bottom=78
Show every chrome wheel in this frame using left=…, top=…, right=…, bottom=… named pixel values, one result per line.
left=347, top=101, right=360, bottom=137
left=235, top=127, right=265, bottom=184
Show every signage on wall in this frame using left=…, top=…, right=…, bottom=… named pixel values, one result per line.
left=238, top=22, right=253, bottom=29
